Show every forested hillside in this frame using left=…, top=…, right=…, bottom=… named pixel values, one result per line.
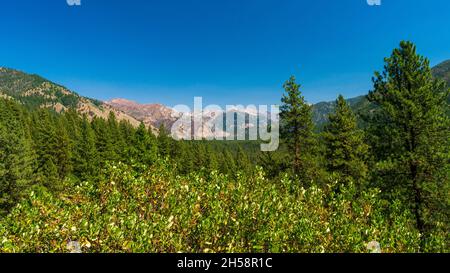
left=0, top=67, right=141, bottom=126
left=311, top=59, right=450, bottom=128
left=0, top=42, right=449, bottom=253
left=432, top=60, right=450, bottom=86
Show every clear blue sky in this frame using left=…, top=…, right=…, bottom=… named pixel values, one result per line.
left=1, top=0, right=449, bottom=107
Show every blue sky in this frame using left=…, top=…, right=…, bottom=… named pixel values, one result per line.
left=1, top=0, right=449, bottom=107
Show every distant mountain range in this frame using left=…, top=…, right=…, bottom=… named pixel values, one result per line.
left=1, top=60, right=449, bottom=132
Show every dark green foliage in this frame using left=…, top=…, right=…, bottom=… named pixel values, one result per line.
left=280, top=76, right=322, bottom=185
left=73, top=117, right=98, bottom=181
left=0, top=99, right=35, bottom=215
left=323, top=95, right=369, bottom=186
left=91, top=117, right=117, bottom=163
left=157, top=124, right=173, bottom=158
left=280, top=76, right=316, bottom=176
left=368, top=41, right=450, bottom=251
left=31, top=110, right=71, bottom=189
left=130, top=123, right=158, bottom=166
left=235, top=146, right=252, bottom=174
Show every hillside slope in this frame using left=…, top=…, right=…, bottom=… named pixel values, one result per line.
left=0, top=67, right=141, bottom=126
left=312, top=59, right=450, bottom=128
left=432, top=60, right=450, bottom=86
left=106, top=98, right=178, bottom=129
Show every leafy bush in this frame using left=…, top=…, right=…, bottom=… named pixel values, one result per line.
left=0, top=161, right=429, bottom=253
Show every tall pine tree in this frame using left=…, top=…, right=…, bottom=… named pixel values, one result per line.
left=0, top=99, right=35, bottom=215
left=368, top=41, right=450, bottom=250
left=280, top=76, right=317, bottom=181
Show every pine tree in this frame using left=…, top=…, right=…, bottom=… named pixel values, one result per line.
left=38, top=157, right=60, bottom=191
left=74, top=116, right=98, bottom=181
left=0, top=100, right=35, bottom=215
left=368, top=41, right=450, bottom=250
left=175, top=141, right=194, bottom=174
left=157, top=124, right=173, bottom=158
left=91, top=117, right=116, bottom=163
left=131, top=123, right=158, bottom=166
left=206, top=145, right=219, bottom=173
left=280, top=76, right=316, bottom=178
left=323, top=95, right=368, bottom=185
left=119, top=120, right=136, bottom=162
left=54, top=118, right=72, bottom=179
left=62, top=110, right=82, bottom=170
left=32, top=110, right=63, bottom=190
left=107, top=112, right=126, bottom=161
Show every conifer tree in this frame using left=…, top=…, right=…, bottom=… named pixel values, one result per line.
left=280, top=76, right=316, bottom=177
left=0, top=100, right=35, bottom=214
left=74, top=117, right=98, bottom=181
left=368, top=41, right=450, bottom=250
left=131, top=123, right=158, bottom=166
left=323, top=95, right=368, bottom=185
left=206, top=145, right=219, bottom=173
left=107, top=112, right=126, bottom=161
left=54, top=119, right=72, bottom=179
left=157, top=124, right=173, bottom=158
left=32, top=110, right=62, bottom=189
left=91, top=117, right=116, bottom=163
left=177, top=141, right=194, bottom=174
left=119, top=120, right=136, bottom=162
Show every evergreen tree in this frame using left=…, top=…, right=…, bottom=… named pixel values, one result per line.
left=368, top=41, right=450, bottom=250
left=91, top=117, right=116, bottom=163
left=119, top=120, right=136, bottom=162
left=38, top=158, right=60, bottom=191
left=323, top=95, right=368, bottom=185
left=74, top=117, right=98, bottom=181
left=32, top=110, right=62, bottom=189
left=206, top=146, right=219, bottom=173
left=54, top=118, right=72, bottom=179
left=280, top=76, right=316, bottom=178
left=157, top=124, right=173, bottom=158
left=131, top=123, right=158, bottom=166
left=107, top=112, right=126, bottom=161
left=0, top=100, right=35, bottom=215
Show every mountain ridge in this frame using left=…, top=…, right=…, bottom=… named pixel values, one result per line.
left=310, top=59, right=450, bottom=127
left=0, top=67, right=142, bottom=127
left=1, top=59, right=449, bottom=131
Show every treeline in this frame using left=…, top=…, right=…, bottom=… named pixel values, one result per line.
left=0, top=101, right=259, bottom=216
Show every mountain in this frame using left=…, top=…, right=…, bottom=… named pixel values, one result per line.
left=105, top=98, right=178, bottom=129
left=311, top=59, right=450, bottom=128
left=2, top=59, right=448, bottom=133
left=432, top=60, right=450, bottom=86
left=106, top=98, right=272, bottom=139
left=0, top=67, right=141, bottom=126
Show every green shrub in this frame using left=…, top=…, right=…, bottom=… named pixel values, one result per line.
left=0, top=160, right=434, bottom=253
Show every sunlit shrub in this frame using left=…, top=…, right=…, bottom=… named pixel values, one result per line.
left=0, top=160, right=434, bottom=253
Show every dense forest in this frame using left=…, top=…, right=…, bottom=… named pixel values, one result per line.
left=0, top=41, right=449, bottom=253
